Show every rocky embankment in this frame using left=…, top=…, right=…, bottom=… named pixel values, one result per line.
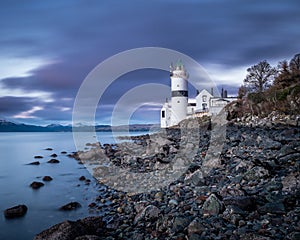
left=35, top=118, right=300, bottom=240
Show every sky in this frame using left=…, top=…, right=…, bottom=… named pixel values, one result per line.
left=0, top=0, right=299, bottom=125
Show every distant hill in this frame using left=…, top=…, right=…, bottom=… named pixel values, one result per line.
left=0, top=120, right=159, bottom=132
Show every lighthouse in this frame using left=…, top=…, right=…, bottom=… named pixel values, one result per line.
left=170, top=60, right=189, bottom=126
left=160, top=60, right=237, bottom=128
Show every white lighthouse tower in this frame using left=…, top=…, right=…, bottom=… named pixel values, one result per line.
left=170, top=60, right=189, bottom=126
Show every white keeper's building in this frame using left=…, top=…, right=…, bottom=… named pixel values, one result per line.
left=160, top=61, right=237, bottom=128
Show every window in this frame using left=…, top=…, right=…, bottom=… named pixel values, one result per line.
left=172, top=91, right=188, bottom=97
left=202, top=103, right=207, bottom=110
left=202, top=95, right=207, bottom=102
left=162, top=110, right=165, bottom=118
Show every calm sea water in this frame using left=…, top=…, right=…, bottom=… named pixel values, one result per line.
left=0, top=131, right=147, bottom=240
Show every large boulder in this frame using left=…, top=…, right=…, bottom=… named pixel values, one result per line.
left=59, top=202, right=82, bottom=211
left=30, top=181, right=45, bottom=189
left=4, top=204, right=28, bottom=218
left=47, top=159, right=60, bottom=163
left=35, top=216, right=104, bottom=240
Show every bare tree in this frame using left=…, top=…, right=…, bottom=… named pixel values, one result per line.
left=290, top=53, right=300, bottom=72
left=244, top=60, right=277, bottom=93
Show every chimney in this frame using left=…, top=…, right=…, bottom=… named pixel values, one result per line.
left=224, top=90, right=228, bottom=98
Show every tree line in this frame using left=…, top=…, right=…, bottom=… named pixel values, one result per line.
left=232, top=53, right=300, bottom=117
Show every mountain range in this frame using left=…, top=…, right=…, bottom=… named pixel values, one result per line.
left=0, top=120, right=159, bottom=132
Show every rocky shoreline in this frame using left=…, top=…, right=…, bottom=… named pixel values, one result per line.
left=35, top=118, right=300, bottom=240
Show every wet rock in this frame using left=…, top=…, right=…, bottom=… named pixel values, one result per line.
left=43, top=176, right=53, bottom=181
left=35, top=121, right=300, bottom=239
left=34, top=155, right=43, bottom=159
left=79, top=176, right=86, bottom=181
left=34, top=216, right=104, bottom=240
left=134, top=205, right=160, bottom=224
left=202, top=194, right=223, bottom=216
left=45, top=148, right=53, bottom=151
left=4, top=204, right=28, bottom=218
left=30, top=181, right=45, bottom=189
left=61, top=151, right=67, bottom=154
left=50, top=153, right=58, bottom=158
left=59, top=202, right=82, bottom=211
left=47, top=159, right=60, bottom=163
left=88, top=202, right=96, bottom=208
left=28, top=161, right=40, bottom=165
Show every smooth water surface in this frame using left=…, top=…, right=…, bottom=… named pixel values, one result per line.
left=0, top=131, right=147, bottom=240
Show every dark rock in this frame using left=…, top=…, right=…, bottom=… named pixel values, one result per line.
left=184, top=169, right=205, bottom=186
left=287, top=232, right=300, bottom=240
left=61, top=151, right=67, bottom=154
left=34, top=216, right=104, bottom=240
left=45, top=148, right=53, bottom=151
left=28, top=161, right=40, bottom=165
left=59, top=202, right=82, bottom=211
left=50, top=153, right=58, bottom=158
left=74, top=236, right=101, bottom=240
left=34, top=155, right=43, bottom=159
left=88, top=202, right=96, bottom=208
left=34, top=122, right=300, bottom=239
left=47, top=159, right=60, bottom=163
left=282, top=173, right=300, bottom=193
left=202, top=194, right=223, bottom=215
left=134, top=205, right=160, bottom=224
left=187, top=218, right=205, bottom=236
left=43, top=176, right=53, bottom=181
left=4, top=204, right=28, bottom=218
left=243, top=166, right=269, bottom=181
left=223, top=196, right=256, bottom=211
left=79, top=176, right=86, bottom=181
left=171, top=216, right=190, bottom=234
left=188, top=234, right=202, bottom=240
left=30, top=181, right=45, bottom=189
left=266, top=180, right=283, bottom=191
left=257, top=202, right=286, bottom=214
left=239, top=232, right=271, bottom=240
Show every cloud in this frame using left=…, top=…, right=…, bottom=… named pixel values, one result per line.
left=13, top=106, right=43, bottom=119
left=0, top=0, right=299, bottom=124
left=0, top=56, right=53, bottom=80
left=0, top=97, right=34, bottom=115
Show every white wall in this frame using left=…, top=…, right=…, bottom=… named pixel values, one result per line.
left=196, top=89, right=213, bottom=112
